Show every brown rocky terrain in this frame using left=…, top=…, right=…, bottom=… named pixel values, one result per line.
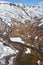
left=0, top=20, right=43, bottom=65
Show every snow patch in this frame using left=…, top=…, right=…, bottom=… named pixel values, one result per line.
left=8, top=57, right=14, bottom=65
left=0, top=42, right=16, bottom=59
left=25, top=48, right=31, bottom=54
left=38, top=22, right=43, bottom=26
left=35, top=36, right=38, bottom=40
left=28, top=35, right=31, bottom=37
left=10, top=37, right=25, bottom=44
left=37, top=60, right=40, bottom=65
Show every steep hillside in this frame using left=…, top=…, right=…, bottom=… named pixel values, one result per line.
left=0, top=1, right=43, bottom=65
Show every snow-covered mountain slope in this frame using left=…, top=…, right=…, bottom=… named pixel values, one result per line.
left=0, top=42, right=15, bottom=59
left=0, top=1, right=43, bottom=64
left=0, top=1, right=43, bottom=25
